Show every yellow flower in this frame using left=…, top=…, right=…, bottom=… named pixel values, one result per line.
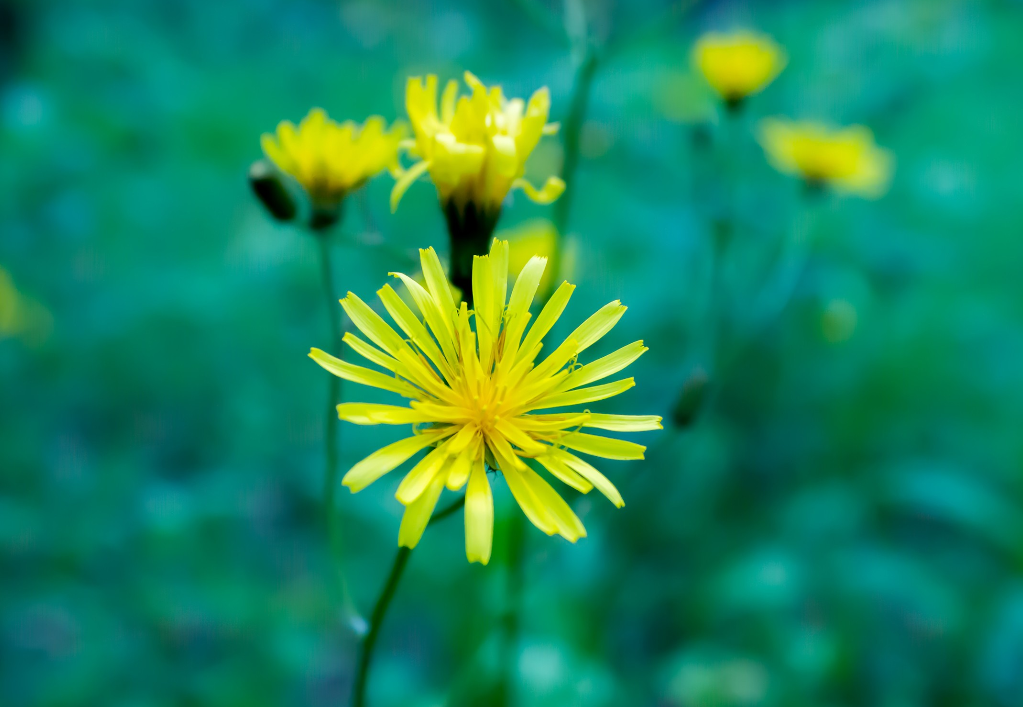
left=693, top=30, right=786, bottom=105
left=309, top=239, right=660, bottom=564
left=758, top=119, right=894, bottom=198
left=261, top=108, right=404, bottom=206
left=391, top=72, right=565, bottom=219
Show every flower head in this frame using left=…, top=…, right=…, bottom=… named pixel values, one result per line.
left=261, top=108, right=404, bottom=207
left=391, top=72, right=565, bottom=221
left=758, top=119, right=894, bottom=198
left=309, top=240, right=660, bottom=564
left=693, top=30, right=786, bottom=106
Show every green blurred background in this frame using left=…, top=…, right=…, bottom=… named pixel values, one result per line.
left=5, top=0, right=1023, bottom=705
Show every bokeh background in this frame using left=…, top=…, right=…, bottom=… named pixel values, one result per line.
left=5, top=0, right=1023, bottom=705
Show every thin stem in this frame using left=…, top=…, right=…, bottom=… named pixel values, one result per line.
left=551, top=46, right=598, bottom=238
left=350, top=496, right=465, bottom=707
left=317, top=235, right=344, bottom=534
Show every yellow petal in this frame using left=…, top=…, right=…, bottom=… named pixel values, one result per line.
left=308, top=348, right=422, bottom=399
left=398, top=468, right=447, bottom=549
left=446, top=441, right=476, bottom=491
left=389, top=271, right=458, bottom=364
left=343, top=332, right=400, bottom=372
left=550, top=448, right=624, bottom=508
left=340, top=292, right=408, bottom=358
left=556, top=432, right=646, bottom=461
left=567, top=300, right=627, bottom=354
left=517, top=463, right=586, bottom=542
left=519, top=281, right=575, bottom=360
left=342, top=430, right=449, bottom=492
left=533, top=378, right=635, bottom=410
left=557, top=340, right=647, bottom=391
left=390, top=159, right=430, bottom=212
left=395, top=444, right=448, bottom=505
left=580, top=414, right=663, bottom=432
left=535, top=453, right=593, bottom=493
left=464, top=459, right=494, bottom=564
left=336, top=403, right=431, bottom=425
left=419, top=247, right=457, bottom=333
left=513, top=176, right=565, bottom=205
left=377, top=284, right=451, bottom=380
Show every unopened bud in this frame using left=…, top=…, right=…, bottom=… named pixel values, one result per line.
left=249, top=160, right=296, bottom=222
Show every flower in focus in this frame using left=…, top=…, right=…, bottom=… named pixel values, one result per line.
left=309, top=240, right=660, bottom=564
left=261, top=108, right=404, bottom=210
left=391, top=72, right=565, bottom=234
left=693, top=30, right=786, bottom=107
left=757, top=119, right=894, bottom=198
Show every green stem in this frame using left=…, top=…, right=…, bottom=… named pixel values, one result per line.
left=551, top=46, right=598, bottom=238
left=350, top=496, right=465, bottom=707
left=317, top=235, right=344, bottom=535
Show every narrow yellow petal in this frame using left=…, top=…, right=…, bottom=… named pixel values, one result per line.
left=464, top=459, right=493, bottom=564
left=398, top=469, right=447, bottom=549
left=512, top=176, right=566, bottom=205
left=419, top=247, right=457, bottom=332
left=336, top=403, right=431, bottom=425
left=343, top=332, right=399, bottom=372
left=377, top=284, right=451, bottom=380
left=340, top=292, right=408, bottom=358
left=446, top=442, right=475, bottom=491
left=557, top=340, right=647, bottom=391
left=390, top=159, right=430, bottom=212
left=535, top=453, right=593, bottom=494
left=342, top=430, right=449, bottom=493
left=494, top=418, right=548, bottom=457
left=389, top=271, right=458, bottom=363
left=519, top=281, right=575, bottom=360
left=395, top=444, right=448, bottom=505
left=518, top=464, right=586, bottom=542
left=309, top=348, right=422, bottom=399
left=550, top=448, right=625, bottom=508
left=580, top=414, right=663, bottom=432
left=533, top=378, right=635, bottom=410
left=567, top=300, right=627, bottom=354
left=556, top=432, right=645, bottom=461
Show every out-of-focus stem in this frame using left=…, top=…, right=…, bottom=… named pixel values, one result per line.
left=316, top=234, right=344, bottom=540
left=551, top=47, right=597, bottom=238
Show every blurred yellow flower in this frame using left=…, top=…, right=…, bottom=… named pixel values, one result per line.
left=391, top=72, right=565, bottom=219
left=693, top=30, right=786, bottom=105
left=310, top=239, right=660, bottom=564
left=261, top=108, right=404, bottom=206
left=758, top=119, right=894, bottom=198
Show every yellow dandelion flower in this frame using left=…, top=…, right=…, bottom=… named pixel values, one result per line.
left=391, top=72, right=565, bottom=225
left=757, top=119, right=894, bottom=198
left=309, top=239, right=660, bottom=564
left=693, top=30, right=786, bottom=106
left=261, top=108, right=404, bottom=207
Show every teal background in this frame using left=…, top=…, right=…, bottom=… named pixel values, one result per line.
left=4, top=0, right=1023, bottom=705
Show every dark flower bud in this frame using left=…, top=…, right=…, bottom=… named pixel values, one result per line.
left=249, top=160, right=296, bottom=222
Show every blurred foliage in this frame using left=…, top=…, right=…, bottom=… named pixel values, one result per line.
left=4, top=0, right=1023, bottom=706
